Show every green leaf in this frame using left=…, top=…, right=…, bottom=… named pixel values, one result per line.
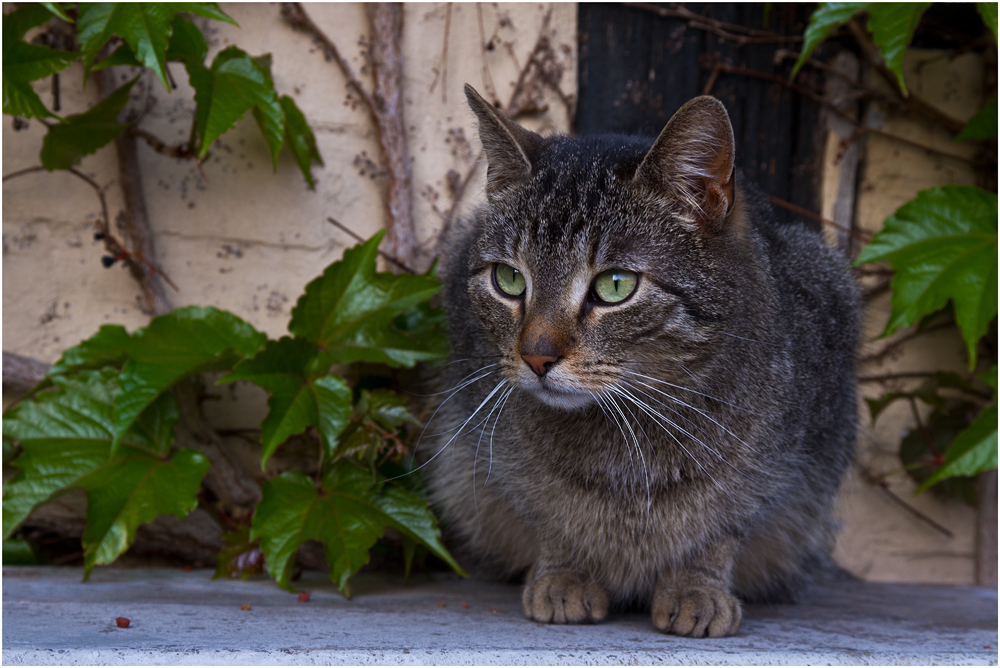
left=77, top=447, right=209, bottom=577
left=112, top=306, right=266, bottom=454
left=220, top=337, right=352, bottom=468
left=165, top=15, right=207, bottom=65
left=77, top=3, right=234, bottom=90
left=2, top=5, right=75, bottom=119
left=855, top=186, right=998, bottom=368
left=191, top=46, right=284, bottom=162
left=2, top=369, right=179, bottom=539
left=3, top=371, right=121, bottom=538
left=3, top=538, right=39, bottom=565
left=866, top=3, right=931, bottom=96
left=40, top=3, right=73, bottom=23
left=252, top=464, right=463, bottom=593
left=360, top=389, right=419, bottom=432
left=90, top=43, right=144, bottom=71
left=4, top=4, right=57, bottom=39
left=792, top=3, right=867, bottom=78
left=77, top=3, right=176, bottom=89
left=955, top=97, right=998, bottom=142
left=919, top=366, right=998, bottom=492
left=290, top=233, right=445, bottom=368
left=40, top=78, right=136, bottom=171
left=47, top=325, right=133, bottom=378
left=978, top=2, right=998, bottom=43
left=279, top=95, right=323, bottom=189
left=899, top=398, right=980, bottom=505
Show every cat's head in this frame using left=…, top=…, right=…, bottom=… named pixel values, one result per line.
left=462, top=85, right=753, bottom=411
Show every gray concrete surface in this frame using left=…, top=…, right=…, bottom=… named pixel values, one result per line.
left=2, top=566, right=997, bottom=665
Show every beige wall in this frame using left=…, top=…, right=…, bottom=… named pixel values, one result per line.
left=2, top=4, right=983, bottom=584
left=824, top=49, right=985, bottom=583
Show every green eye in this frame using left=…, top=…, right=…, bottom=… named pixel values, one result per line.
left=592, top=269, right=638, bottom=304
left=494, top=263, right=526, bottom=297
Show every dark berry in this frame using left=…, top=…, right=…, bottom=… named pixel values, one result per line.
left=101, top=256, right=116, bottom=268
left=94, top=232, right=105, bottom=241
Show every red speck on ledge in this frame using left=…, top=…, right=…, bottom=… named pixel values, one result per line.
left=297, top=592, right=311, bottom=602
left=115, top=617, right=130, bottom=628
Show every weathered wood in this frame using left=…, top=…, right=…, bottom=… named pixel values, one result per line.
left=576, top=3, right=825, bottom=225
left=2, top=351, right=49, bottom=395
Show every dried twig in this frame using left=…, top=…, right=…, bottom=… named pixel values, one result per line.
left=326, top=217, right=416, bottom=274
left=856, top=463, right=954, bottom=538
left=860, top=321, right=955, bottom=365
left=623, top=2, right=803, bottom=44
left=705, top=63, right=978, bottom=167
left=281, top=2, right=416, bottom=270
left=765, top=193, right=871, bottom=242
left=280, top=2, right=375, bottom=112
left=129, top=127, right=196, bottom=160
left=2, top=351, right=50, bottom=394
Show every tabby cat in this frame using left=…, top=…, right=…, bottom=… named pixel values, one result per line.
left=423, top=85, right=859, bottom=637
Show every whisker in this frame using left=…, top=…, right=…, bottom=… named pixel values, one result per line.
left=627, top=370, right=764, bottom=416
left=604, top=389, right=653, bottom=522
left=485, top=385, right=516, bottom=484
left=407, top=363, right=500, bottom=397
left=392, top=379, right=508, bottom=480
left=614, top=385, right=751, bottom=481
left=625, top=378, right=776, bottom=465
left=609, top=386, right=742, bottom=507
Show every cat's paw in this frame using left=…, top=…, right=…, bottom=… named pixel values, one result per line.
left=651, top=585, right=741, bottom=637
left=522, top=573, right=609, bottom=624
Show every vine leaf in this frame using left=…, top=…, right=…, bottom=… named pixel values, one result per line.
left=251, top=465, right=464, bottom=594
left=2, top=4, right=76, bottom=119
left=3, top=369, right=203, bottom=576
left=112, top=306, right=266, bottom=454
left=854, top=186, right=998, bottom=368
left=289, top=232, right=445, bottom=368
left=3, top=371, right=121, bottom=539
left=188, top=46, right=284, bottom=162
left=792, top=3, right=931, bottom=95
left=77, top=447, right=209, bottom=578
left=280, top=95, right=323, bottom=189
left=955, top=97, right=998, bottom=142
left=77, top=2, right=235, bottom=90
left=792, top=3, right=867, bottom=78
left=918, top=366, right=998, bottom=492
left=47, top=324, right=133, bottom=378
left=40, top=78, right=137, bottom=170
left=866, top=3, right=932, bottom=96
left=40, top=3, right=73, bottom=23
left=220, top=337, right=352, bottom=468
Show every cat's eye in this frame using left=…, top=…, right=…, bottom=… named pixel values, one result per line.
left=592, top=269, right=638, bottom=304
left=494, top=263, right=526, bottom=297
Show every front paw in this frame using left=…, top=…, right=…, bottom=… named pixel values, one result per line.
left=522, top=572, right=609, bottom=624
left=652, top=585, right=741, bottom=637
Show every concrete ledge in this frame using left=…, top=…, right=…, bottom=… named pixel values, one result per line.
left=2, top=566, right=997, bottom=665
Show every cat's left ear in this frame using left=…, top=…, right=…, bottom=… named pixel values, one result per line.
left=633, top=96, right=736, bottom=231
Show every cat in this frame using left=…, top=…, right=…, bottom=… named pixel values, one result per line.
left=422, top=84, right=860, bottom=638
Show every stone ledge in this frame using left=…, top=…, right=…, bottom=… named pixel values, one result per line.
left=2, top=566, right=996, bottom=665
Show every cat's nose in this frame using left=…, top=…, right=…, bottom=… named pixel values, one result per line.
left=521, top=354, right=559, bottom=377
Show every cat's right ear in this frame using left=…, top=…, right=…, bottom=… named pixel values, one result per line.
left=465, top=84, right=543, bottom=199
left=633, top=96, right=736, bottom=231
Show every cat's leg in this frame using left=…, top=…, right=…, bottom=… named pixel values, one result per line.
left=652, top=538, right=742, bottom=637
left=522, top=554, right=609, bottom=624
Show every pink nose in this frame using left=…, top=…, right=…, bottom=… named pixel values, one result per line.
left=521, top=354, right=558, bottom=377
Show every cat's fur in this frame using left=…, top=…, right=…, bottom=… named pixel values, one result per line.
left=423, top=85, right=859, bottom=637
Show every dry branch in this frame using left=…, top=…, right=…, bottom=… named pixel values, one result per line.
left=281, top=2, right=417, bottom=270
left=2, top=351, right=49, bottom=394
left=366, top=3, right=416, bottom=268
